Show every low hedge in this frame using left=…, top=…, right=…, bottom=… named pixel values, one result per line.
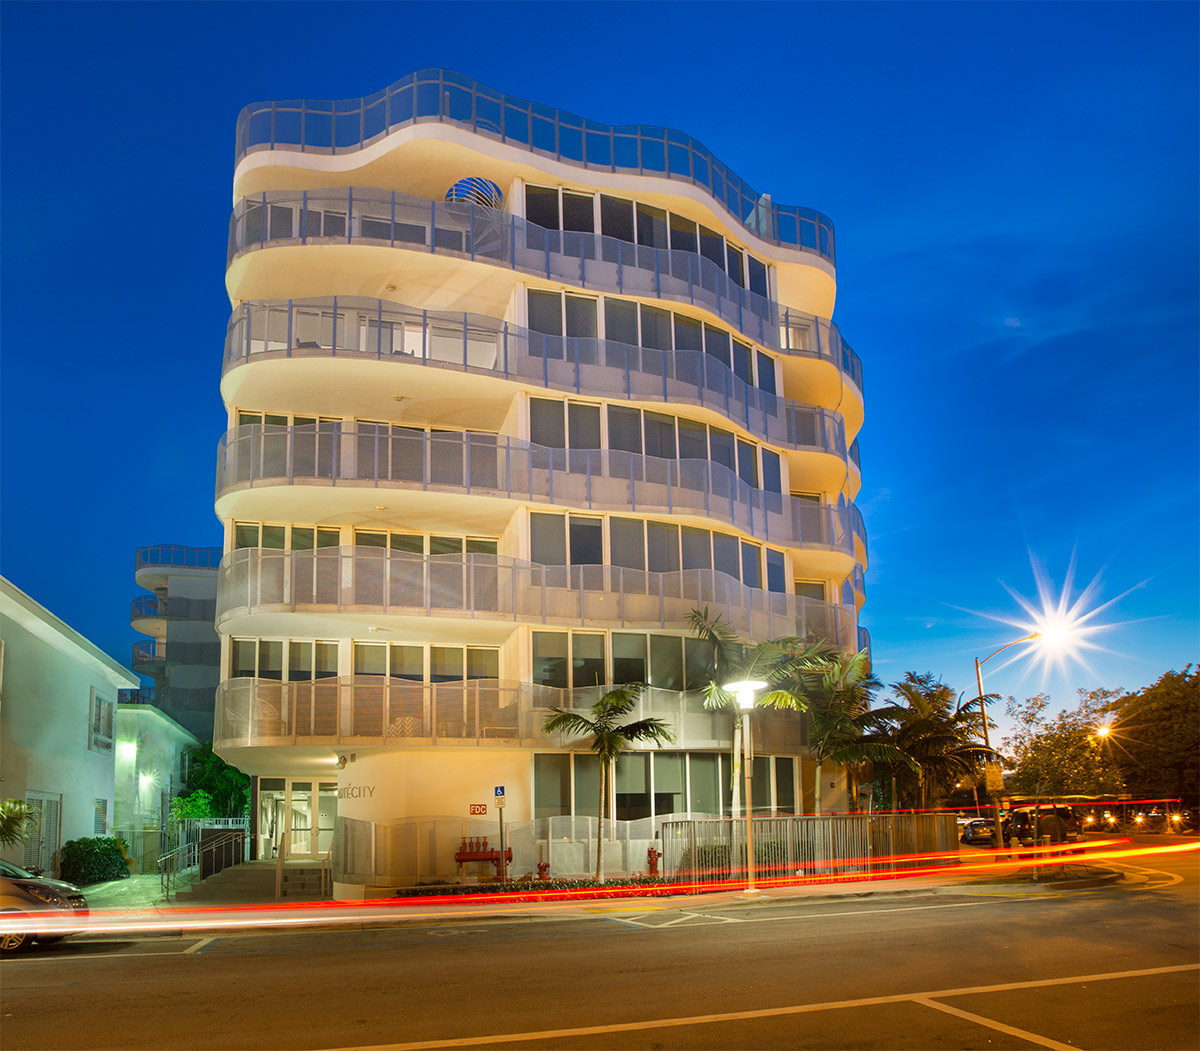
left=59, top=836, right=131, bottom=885
left=395, top=876, right=672, bottom=900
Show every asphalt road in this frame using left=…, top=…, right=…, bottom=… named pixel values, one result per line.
left=2, top=846, right=1196, bottom=1051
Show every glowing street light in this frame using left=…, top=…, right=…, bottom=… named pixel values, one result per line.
left=724, top=679, right=767, bottom=896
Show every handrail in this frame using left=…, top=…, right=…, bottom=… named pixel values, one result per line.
left=227, top=188, right=781, bottom=349
left=136, top=545, right=223, bottom=571
left=156, top=841, right=198, bottom=902
left=233, top=69, right=836, bottom=260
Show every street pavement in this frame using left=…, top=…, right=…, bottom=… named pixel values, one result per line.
left=1, top=836, right=1196, bottom=1050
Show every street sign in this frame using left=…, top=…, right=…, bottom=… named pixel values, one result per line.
left=469, top=804, right=487, bottom=815
left=495, top=785, right=505, bottom=808
left=985, top=762, right=1004, bottom=792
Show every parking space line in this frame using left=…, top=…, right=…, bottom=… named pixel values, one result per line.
left=913, top=997, right=1076, bottom=1051
left=182, top=937, right=215, bottom=954
left=314, top=963, right=1199, bottom=1050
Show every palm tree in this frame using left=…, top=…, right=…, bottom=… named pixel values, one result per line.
left=0, top=799, right=31, bottom=850
left=542, top=683, right=675, bottom=882
left=688, top=607, right=833, bottom=817
left=766, top=650, right=915, bottom=813
left=877, top=673, right=996, bottom=808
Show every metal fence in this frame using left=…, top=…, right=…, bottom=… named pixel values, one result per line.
left=222, top=295, right=863, bottom=429
left=234, top=68, right=836, bottom=260
left=216, top=547, right=856, bottom=646
left=661, top=813, right=960, bottom=885
left=217, top=424, right=854, bottom=556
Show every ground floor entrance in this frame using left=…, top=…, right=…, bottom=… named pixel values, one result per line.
left=256, top=778, right=337, bottom=859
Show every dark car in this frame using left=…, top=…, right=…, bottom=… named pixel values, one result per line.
left=960, top=819, right=1010, bottom=847
left=1009, top=805, right=1080, bottom=845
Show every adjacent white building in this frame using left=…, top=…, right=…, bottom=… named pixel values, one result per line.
left=0, top=576, right=138, bottom=874
left=216, top=70, right=867, bottom=895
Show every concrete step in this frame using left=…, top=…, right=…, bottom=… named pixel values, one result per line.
left=173, top=860, right=328, bottom=903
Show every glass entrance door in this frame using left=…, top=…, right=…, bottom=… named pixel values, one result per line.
left=258, top=778, right=337, bottom=858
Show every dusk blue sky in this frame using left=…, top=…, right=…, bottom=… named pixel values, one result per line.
left=2, top=2, right=1196, bottom=740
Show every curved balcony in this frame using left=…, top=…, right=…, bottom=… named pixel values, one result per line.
left=228, top=189, right=782, bottom=349
left=216, top=547, right=856, bottom=648
left=234, top=69, right=835, bottom=262
left=214, top=676, right=807, bottom=755
left=135, top=545, right=222, bottom=571
left=130, top=594, right=217, bottom=625
left=216, top=424, right=855, bottom=556
left=857, top=626, right=871, bottom=659
left=847, top=500, right=868, bottom=563
left=130, top=593, right=166, bottom=624
left=224, top=297, right=860, bottom=448
left=131, top=640, right=166, bottom=670
left=132, top=640, right=221, bottom=671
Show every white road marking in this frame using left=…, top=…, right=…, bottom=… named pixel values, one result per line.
left=182, top=937, right=215, bottom=954
left=313, top=963, right=1199, bottom=1050
left=1107, top=861, right=1184, bottom=888
left=913, top=996, right=1077, bottom=1051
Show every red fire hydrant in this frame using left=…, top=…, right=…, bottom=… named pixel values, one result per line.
left=647, top=845, right=662, bottom=877
left=537, top=861, right=550, bottom=881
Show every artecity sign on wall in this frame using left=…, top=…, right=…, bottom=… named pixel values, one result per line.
left=338, top=782, right=376, bottom=799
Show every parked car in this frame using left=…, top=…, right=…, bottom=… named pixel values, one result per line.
left=1008, top=805, right=1080, bottom=845
left=960, top=819, right=1010, bottom=847
left=0, top=859, right=89, bottom=954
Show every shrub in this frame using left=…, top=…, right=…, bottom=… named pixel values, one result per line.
left=169, top=789, right=215, bottom=827
left=59, top=837, right=131, bottom=885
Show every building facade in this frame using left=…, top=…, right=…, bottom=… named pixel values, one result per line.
left=215, top=71, right=868, bottom=895
left=0, top=576, right=139, bottom=875
left=129, top=545, right=222, bottom=740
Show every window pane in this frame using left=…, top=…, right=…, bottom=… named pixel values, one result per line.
left=748, top=255, right=768, bottom=297
left=572, top=633, right=606, bottom=689
left=466, top=648, right=498, bottom=680
left=654, top=752, right=684, bottom=817
left=574, top=754, right=600, bottom=816
left=689, top=753, right=719, bottom=814
left=600, top=195, right=634, bottom=243
left=737, top=440, right=759, bottom=487
left=466, top=538, right=499, bottom=554
left=609, top=518, right=645, bottom=571
left=733, top=341, right=753, bottom=385
left=607, top=405, right=642, bottom=454
left=685, top=638, right=715, bottom=690
left=354, top=642, right=386, bottom=676
left=795, top=581, right=825, bottom=601
left=355, top=530, right=387, bottom=548
left=568, top=403, right=601, bottom=449
left=635, top=203, right=667, bottom=249
left=678, top=418, right=708, bottom=460
left=766, top=549, right=786, bottom=594
left=726, top=244, right=744, bottom=287
left=291, top=527, right=314, bottom=551
left=649, top=635, right=683, bottom=691
left=235, top=523, right=259, bottom=549
left=429, top=535, right=463, bottom=555
left=315, top=642, right=338, bottom=679
left=752, top=755, right=770, bottom=814
left=698, top=225, right=725, bottom=271
left=430, top=646, right=464, bottom=682
left=530, top=398, right=565, bottom=448
left=674, top=315, right=703, bottom=353
left=756, top=351, right=776, bottom=395
left=741, top=542, right=761, bottom=589
left=232, top=640, right=256, bottom=678
left=260, top=641, right=283, bottom=681
left=646, top=521, right=680, bottom=573
left=669, top=213, right=698, bottom=254
left=612, top=633, right=647, bottom=683
left=569, top=517, right=604, bottom=565
left=288, top=642, right=312, bottom=681
left=639, top=305, right=672, bottom=350
left=261, top=525, right=286, bottom=549
left=615, top=752, right=650, bottom=820
left=644, top=411, right=676, bottom=458
left=704, top=325, right=731, bottom=367
left=528, top=290, right=563, bottom=336
left=531, top=513, right=567, bottom=565
left=761, top=449, right=782, bottom=493
left=562, top=192, right=594, bottom=233
left=533, top=631, right=569, bottom=689
left=604, top=298, right=638, bottom=345
left=680, top=527, right=711, bottom=571
left=564, top=295, right=598, bottom=338
left=775, top=756, right=795, bottom=813
left=534, top=753, right=571, bottom=818
left=710, top=427, right=735, bottom=471
left=713, top=532, right=740, bottom=579
left=390, top=645, right=423, bottom=681
left=525, top=185, right=560, bottom=230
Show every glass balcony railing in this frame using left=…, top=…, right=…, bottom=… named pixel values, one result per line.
left=849, top=440, right=861, bottom=472
left=216, top=424, right=856, bottom=556
left=216, top=547, right=856, bottom=648
left=228, top=189, right=783, bottom=349
left=130, top=594, right=217, bottom=624
left=131, top=640, right=166, bottom=666
left=118, top=688, right=157, bottom=706
left=234, top=69, right=836, bottom=262
left=224, top=297, right=860, bottom=445
left=847, top=501, right=868, bottom=561
left=857, top=626, right=871, bottom=658
left=135, top=545, right=223, bottom=571
left=130, top=594, right=166, bottom=621
left=214, top=675, right=809, bottom=755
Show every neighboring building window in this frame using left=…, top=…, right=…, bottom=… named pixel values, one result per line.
left=93, top=798, right=108, bottom=835
left=89, top=689, right=114, bottom=752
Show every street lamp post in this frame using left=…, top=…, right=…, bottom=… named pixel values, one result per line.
left=974, top=632, right=1040, bottom=851
left=725, top=679, right=767, bottom=896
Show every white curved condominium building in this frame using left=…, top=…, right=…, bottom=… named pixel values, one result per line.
left=216, top=70, right=869, bottom=897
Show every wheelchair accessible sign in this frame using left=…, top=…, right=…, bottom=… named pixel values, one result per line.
left=495, top=785, right=505, bottom=809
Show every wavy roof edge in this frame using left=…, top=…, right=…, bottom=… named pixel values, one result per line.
left=234, top=68, right=836, bottom=261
